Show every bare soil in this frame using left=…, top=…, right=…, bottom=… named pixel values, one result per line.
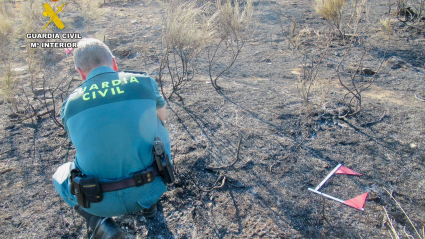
left=1, top=0, right=425, bottom=238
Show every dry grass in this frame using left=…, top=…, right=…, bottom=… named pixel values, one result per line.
left=157, top=0, right=216, bottom=98
left=383, top=188, right=425, bottom=239
left=207, top=0, right=254, bottom=89
left=214, top=0, right=254, bottom=40
left=314, top=0, right=346, bottom=34
left=380, top=16, right=394, bottom=34
left=162, top=0, right=214, bottom=55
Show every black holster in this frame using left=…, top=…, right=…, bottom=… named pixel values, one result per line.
left=153, top=137, right=175, bottom=184
left=70, top=162, right=103, bottom=209
left=70, top=162, right=81, bottom=196
left=71, top=176, right=103, bottom=209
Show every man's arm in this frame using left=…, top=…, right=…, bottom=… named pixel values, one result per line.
left=157, top=106, right=166, bottom=122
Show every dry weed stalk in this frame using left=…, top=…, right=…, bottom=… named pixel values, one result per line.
left=276, top=13, right=313, bottom=50
left=336, top=48, right=385, bottom=117
left=158, top=0, right=215, bottom=99
left=297, top=48, right=331, bottom=109
left=207, top=0, right=254, bottom=90
left=332, top=0, right=388, bottom=117
left=383, top=188, right=424, bottom=239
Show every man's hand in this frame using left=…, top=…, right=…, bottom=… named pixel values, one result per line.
left=157, top=106, right=166, bottom=122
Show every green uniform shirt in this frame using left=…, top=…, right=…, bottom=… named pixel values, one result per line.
left=60, top=66, right=168, bottom=216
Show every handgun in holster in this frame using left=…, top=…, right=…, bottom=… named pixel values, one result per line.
left=153, top=137, right=175, bottom=184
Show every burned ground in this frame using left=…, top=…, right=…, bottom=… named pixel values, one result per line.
left=1, top=0, right=425, bottom=238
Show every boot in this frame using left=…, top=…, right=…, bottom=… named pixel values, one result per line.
left=74, top=205, right=124, bottom=239
left=91, top=217, right=124, bottom=239
left=141, top=203, right=157, bottom=219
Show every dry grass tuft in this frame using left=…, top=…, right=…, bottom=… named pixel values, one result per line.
left=214, top=0, right=254, bottom=40
left=314, top=0, right=346, bottom=34
left=207, top=0, right=254, bottom=89
left=162, top=0, right=214, bottom=54
left=380, top=16, right=394, bottom=34
left=157, top=0, right=216, bottom=98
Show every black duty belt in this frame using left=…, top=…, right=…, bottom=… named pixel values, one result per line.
left=70, top=163, right=161, bottom=208
left=100, top=165, right=160, bottom=192
left=70, top=136, right=174, bottom=209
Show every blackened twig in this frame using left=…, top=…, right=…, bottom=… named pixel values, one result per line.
left=199, top=175, right=227, bottom=192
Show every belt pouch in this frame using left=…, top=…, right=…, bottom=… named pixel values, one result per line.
left=81, top=177, right=103, bottom=203
left=72, top=177, right=90, bottom=208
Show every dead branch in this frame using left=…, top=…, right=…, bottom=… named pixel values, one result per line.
left=205, top=137, right=242, bottom=170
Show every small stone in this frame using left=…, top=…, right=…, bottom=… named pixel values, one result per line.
left=362, top=68, right=376, bottom=75
left=409, top=143, right=417, bottom=149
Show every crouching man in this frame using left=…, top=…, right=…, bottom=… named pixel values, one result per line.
left=52, top=38, right=173, bottom=238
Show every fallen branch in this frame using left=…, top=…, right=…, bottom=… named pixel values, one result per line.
left=199, top=175, right=227, bottom=192
left=205, top=137, right=243, bottom=170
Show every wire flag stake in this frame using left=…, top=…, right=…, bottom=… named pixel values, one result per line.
left=308, top=164, right=368, bottom=211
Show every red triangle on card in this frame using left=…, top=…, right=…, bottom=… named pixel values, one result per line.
left=335, top=166, right=362, bottom=176
left=343, top=192, right=368, bottom=210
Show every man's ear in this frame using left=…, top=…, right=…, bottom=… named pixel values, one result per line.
left=76, top=67, right=88, bottom=81
left=112, top=57, right=118, bottom=71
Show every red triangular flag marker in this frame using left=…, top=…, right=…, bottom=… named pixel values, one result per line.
left=335, top=166, right=362, bottom=176
left=343, top=192, right=368, bottom=210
